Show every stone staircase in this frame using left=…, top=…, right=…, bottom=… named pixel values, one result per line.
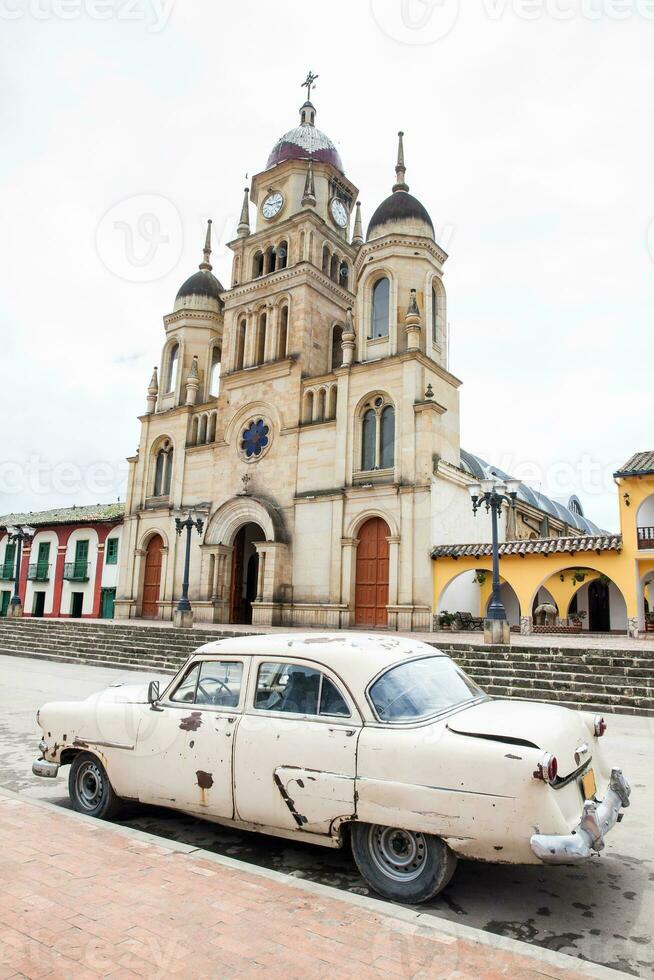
left=0, top=619, right=652, bottom=716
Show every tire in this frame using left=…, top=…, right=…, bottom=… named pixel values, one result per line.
left=351, top=822, right=457, bottom=904
left=68, top=752, right=121, bottom=819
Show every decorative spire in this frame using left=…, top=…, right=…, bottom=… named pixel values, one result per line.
left=146, top=366, right=158, bottom=414
left=199, top=219, right=212, bottom=271
left=393, top=130, right=409, bottom=193
left=299, top=71, right=318, bottom=126
left=352, top=201, right=364, bottom=248
left=185, top=356, right=200, bottom=407
left=405, top=288, right=421, bottom=351
left=341, top=307, right=356, bottom=368
left=237, top=186, right=251, bottom=238
left=302, top=160, right=316, bottom=207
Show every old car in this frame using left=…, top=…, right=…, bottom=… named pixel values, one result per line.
left=32, top=634, right=631, bottom=903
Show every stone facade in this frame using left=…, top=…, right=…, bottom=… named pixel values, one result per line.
left=115, top=95, right=461, bottom=630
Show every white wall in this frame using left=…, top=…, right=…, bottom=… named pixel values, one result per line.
left=101, top=529, right=123, bottom=590
left=62, top=528, right=99, bottom=616
left=485, top=583, right=520, bottom=626
left=431, top=476, right=506, bottom=547
left=437, top=571, right=479, bottom=615
left=24, top=530, right=58, bottom=615
left=637, top=494, right=654, bottom=527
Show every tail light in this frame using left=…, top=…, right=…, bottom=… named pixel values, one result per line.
left=594, top=716, right=607, bottom=737
left=534, top=752, right=558, bottom=784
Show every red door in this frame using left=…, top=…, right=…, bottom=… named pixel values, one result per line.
left=141, top=535, right=163, bottom=618
left=355, top=517, right=390, bottom=628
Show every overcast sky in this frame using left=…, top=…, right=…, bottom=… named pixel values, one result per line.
left=1, top=0, right=652, bottom=531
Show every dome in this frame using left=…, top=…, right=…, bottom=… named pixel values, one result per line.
left=176, top=270, right=223, bottom=302
left=266, top=101, right=344, bottom=173
left=367, top=190, right=435, bottom=242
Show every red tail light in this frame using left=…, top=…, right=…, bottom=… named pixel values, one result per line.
left=534, top=752, right=558, bottom=784
left=594, top=716, right=607, bottom=737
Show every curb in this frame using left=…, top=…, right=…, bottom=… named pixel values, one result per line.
left=0, top=787, right=629, bottom=980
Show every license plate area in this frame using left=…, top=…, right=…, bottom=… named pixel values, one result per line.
left=580, top=768, right=597, bottom=801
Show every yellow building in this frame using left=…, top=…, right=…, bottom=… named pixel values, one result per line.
left=432, top=451, right=654, bottom=638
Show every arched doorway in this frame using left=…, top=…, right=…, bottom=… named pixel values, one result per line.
left=229, top=523, right=263, bottom=624
left=142, top=534, right=163, bottom=619
left=588, top=578, right=611, bottom=632
left=355, top=517, right=390, bottom=628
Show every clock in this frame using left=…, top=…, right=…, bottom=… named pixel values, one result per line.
left=262, top=192, right=284, bottom=220
left=330, top=198, right=348, bottom=228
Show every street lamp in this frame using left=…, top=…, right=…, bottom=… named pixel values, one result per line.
left=174, top=514, right=204, bottom=627
left=468, top=478, right=520, bottom=644
left=6, top=525, right=35, bottom=618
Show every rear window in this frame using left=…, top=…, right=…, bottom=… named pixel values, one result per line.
left=369, top=656, right=483, bottom=722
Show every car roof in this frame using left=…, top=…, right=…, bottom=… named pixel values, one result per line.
left=194, top=632, right=444, bottom=688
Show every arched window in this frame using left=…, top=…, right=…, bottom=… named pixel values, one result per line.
left=233, top=256, right=240, bottom=287
left=328, top=386, right=337, bottom=420
left=264, top=246, right=275, bottom=275
left=322, top=245, right=330, bottom=274
left=330, top=254, right=339, bottom=282
left=277, top=240, right=288, bottom=270
left=331, top=324, right=343, bottom=372
left=317, top=389, right=326, bottom=422
left=153, top=441, right=173, bottom=496
left=361, top=410, right=376, bottom=471
left=371, top=278, right=390, bottom=339
left=198, top=415, right=207, bottom=445
left=235, top=319, right=246, bottom=370
left=256, top=312, right=267, bottom=364
left=252, top=251, right=264, bottom=278
left=359, top=396, right=395, bottom=472
left=432, top=284, right=439, bottom=344
left=278, top=306, right=288, bottom=359
left=190, top=416, right=199, bottom=446
left=165, top=342, right=179, bottom=393
left=303, top=390, right=314, bottom=424
left=380, top=405, right=395, bottom=469
left=209, top=346, right=221, bottom=397
left=340, top=261, right=349, bottom=289
left=207, top=412, right=217, bottom=444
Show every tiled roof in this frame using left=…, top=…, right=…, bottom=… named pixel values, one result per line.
left=614, top=451, right=654, bottom=478
left=431, top=534, right=623, bottom=559
left=0, top=503, right=125, bottom=529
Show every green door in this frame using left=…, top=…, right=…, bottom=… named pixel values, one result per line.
left=101, top=588, right=116, bottom=620
left=2, top=543, right=15, bottom=580
left=0, top=591, right=10, bottom=617
left=36, top=541, right=50, bottom=580
left=74, top=540, right=89, bottom=579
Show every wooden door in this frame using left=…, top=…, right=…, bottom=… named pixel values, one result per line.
left=355, top=517, right=390, bottom=628
left=142, top=535, right=163, bottom=619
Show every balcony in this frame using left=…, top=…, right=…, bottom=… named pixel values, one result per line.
left=0, top=562, right=15, bottom=581
left=637, top=526, right=654, bottom=550
left=27, top=563, right=50, bottom=582
left=64, top=561, right=90, bottom=582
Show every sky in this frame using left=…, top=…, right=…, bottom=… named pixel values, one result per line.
left=1, top=0, right=652, bottom=532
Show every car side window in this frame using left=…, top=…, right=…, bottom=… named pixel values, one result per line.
left=254, top=662, right=351, bottom=718
left=170, top=661, right=243, bottom=708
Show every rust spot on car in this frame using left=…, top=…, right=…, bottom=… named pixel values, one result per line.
left=273, top=772, right=308, bottom=827
left=73, top=739, right=89, bottom=748
left=180, top=712, right=202, bottom=732
left=296, top=779, right=305, bottom=789
left=196, top=770, right=214, bottom=790
left=189, top=740, right=195, bottom=748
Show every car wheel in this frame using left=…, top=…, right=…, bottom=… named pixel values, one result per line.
left=68, top=752, right=120, bottom=819
left=351, top=823, right=457, bottom=904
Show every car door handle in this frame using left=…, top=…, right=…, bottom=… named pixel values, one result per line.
left=330, top=727, right=356, bottom=736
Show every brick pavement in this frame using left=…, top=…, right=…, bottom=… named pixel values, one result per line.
left=0, top=793, right=608, bottom=979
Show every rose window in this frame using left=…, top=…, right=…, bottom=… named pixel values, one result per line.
left=241, top=419, right=270, bottom=459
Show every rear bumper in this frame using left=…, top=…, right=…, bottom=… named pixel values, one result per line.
left=530, top=768, right=631, bottom=864
left=32, top=758, right=59, bottom=778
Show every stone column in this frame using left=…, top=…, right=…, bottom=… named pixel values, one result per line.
left=340, top=537, right=358, bottom=626
left=264, top=305, right=277, bottom=363
left=91, top=527, right=112, bottom=619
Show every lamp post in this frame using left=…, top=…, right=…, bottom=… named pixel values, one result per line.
left=467, top=478, right=520, bottom=645
left=6, top=525, right=35, bottom=618
left=174, top=514, right=204, bottom=627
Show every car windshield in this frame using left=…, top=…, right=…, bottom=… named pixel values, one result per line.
left=369, top=656, right=484, bottom=722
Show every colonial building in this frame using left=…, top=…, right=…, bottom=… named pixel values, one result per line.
left=113, top=80, right=606, bottom=631
left=0, top=504, right=123, bottom=619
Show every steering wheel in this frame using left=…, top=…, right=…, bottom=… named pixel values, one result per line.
left=197, top=677, right=232, bottom=705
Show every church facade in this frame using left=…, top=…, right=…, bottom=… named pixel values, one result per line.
left=115, top=84, right=461, bottom=630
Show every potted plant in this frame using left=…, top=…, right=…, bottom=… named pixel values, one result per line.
left=569, top=610, right=587, bottom=632
left=571, top=569, right=587, bottom=585
left=474, top=570, right=487, bottom=586
left=439, top=611, right=456, bottom=630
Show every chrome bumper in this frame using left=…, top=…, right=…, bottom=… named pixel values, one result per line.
left=531, top=768, right=631, bottom=864
left=32, top=758, right=59, bottom=778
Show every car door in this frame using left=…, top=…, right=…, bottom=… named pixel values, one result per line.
left=233, top=659, right=361, bottom=836
left=135, top=656, right=247, bottom=818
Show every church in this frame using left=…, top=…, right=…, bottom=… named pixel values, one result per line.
left=113, top=77, right=603, bottom=632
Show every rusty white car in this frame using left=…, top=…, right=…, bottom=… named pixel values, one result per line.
left=32, top=634, right=631, bottom=903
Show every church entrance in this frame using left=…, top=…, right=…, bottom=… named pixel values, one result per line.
left=142, top=534, right=163, bottom=619
left=355, top=517, right=390, bottom=628
left=229, top=523, right=263, bottom=625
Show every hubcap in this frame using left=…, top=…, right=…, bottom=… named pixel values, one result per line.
left=368, top=825, right=427, bottom=882
left=75, top=761, right=104, bottom=810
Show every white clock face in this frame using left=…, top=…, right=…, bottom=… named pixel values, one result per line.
left=330, top=198, right=348, bottom=228
left=262, top=192, right=284, bottom=220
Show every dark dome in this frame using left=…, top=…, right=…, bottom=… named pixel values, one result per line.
left=367, top=190, right=434, bottom=241
left=176, top=269, right=223, bottom=302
